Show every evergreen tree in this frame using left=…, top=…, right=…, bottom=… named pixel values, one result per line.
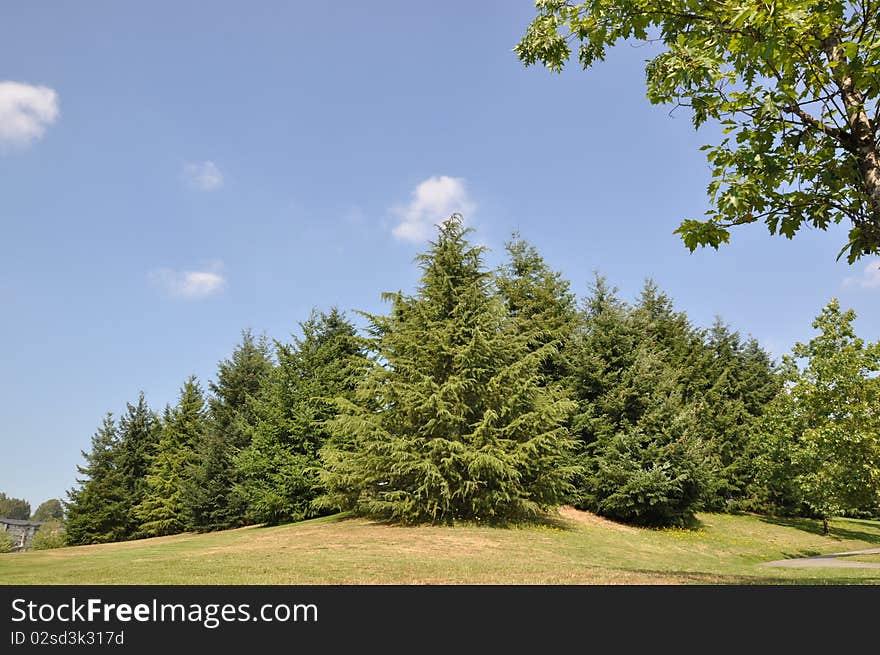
left=588, top=346, right=707, bottom=526
left=116, top=393, right=161, bottom=537
left=135, top=377, right=207, bottom=537
left=0, top=493, right=31, bottom=520
left=567, top=274, right=640, bottom=504
left=319, top=215, right=578, bottom=524
left=236, top=309, right=366, bottom=525
left=568, top=276, right=710, bottom=526
left=496, top=233, right=578, bottom=383
left=631, top=280, right=706, bottom=400
left=183, top=330, right=273, bottom=531
left=64, top=414, right=128, bottom=545
left=692, top=321, right=781, bottom=510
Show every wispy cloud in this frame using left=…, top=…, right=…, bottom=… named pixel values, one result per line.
left=150, top=262, right=226, bottom=299
left=843, top=258, right=880, bottom=290
left=182, top=161, right=223, bottom=191
left=391, top=175, right=475, bottom=243
left=0, top=81, right=59, bottom=150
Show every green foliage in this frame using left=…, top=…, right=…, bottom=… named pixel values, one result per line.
left=751, top=299, right=880, bottom=520
left=0, top=493, right=31, bottom=520
left=496, top=232, right=578, bottom=383
left=750, top=375, right=808, bottom=515
left=30, top=521, right=66, bottom=550
left=116, top=393, right=161, bottom=537
left=517, top=1, right=880, bottom=262
left=568, top=277, right=751, bottom=526
left=183, top=330, right=273, bottom=532
left=65, top=414, right=129, bottom=545
left=236, top=309, right=367, bottom=525
left=789, top=299, right=880, bottom=518
left=589, top=349, right=708, bottom=526
left=135, top=377, right=207, bottom=537
left=32, top=499, right=64, bottom=522
left=0, top=531, right=14, bottom=553
left=692, top=321, right=782, bottom=509
left=319, top=215, right=579, bottom=524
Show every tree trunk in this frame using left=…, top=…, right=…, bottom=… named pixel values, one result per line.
left=857, top=149, right=880, bottom=222
left=824, top=36, right=880, bottom=247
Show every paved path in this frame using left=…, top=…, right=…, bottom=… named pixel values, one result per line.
left=762, top=547, right=880, bottom=569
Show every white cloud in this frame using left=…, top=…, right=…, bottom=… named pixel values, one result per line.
left=182, top=161, right=223, bottom=191
left=151, top=262, right=226, bottom=299
left=391, top=175, right=475, bottom=243
left=843, top=258, right=880, bottom=290
left=0, top=81, right=59, bottom=150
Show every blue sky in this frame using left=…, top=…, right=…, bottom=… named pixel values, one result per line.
left=1, top=1, right=878, bottom=511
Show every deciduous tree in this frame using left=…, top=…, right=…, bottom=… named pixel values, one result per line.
left=789, top=299, right=880, bottom=529
left=32, top=498, right=64, bottom=522
left=517, top=1, right=880, bottom=261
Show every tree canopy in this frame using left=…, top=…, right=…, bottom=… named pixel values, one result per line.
left=0, top=493, right=31, bottom=520
left=32, top=498, right=64, bottom=522
left=236, top=308, right=366, bottom=525
left=65, top=414, right=128, bottom=545
left=517, top=0, right=880, bottom=262
left=183, top=330, right=273, bottom=532
left=135, top=376, right=207, bottom=537
left=790, top=299, right=880, bottom=523
left=319, top=215, right=578, bottom=524
left=57, top=222, right=878, bottom=538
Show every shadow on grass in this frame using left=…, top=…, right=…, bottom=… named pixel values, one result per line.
left=250, top=511, right=354, bottom=531
left=625, top=568, right=880, bottom=585
left=778, top=550, right=823, bottom=559
left=759, top=516, right=880, bottom=545
left=262, top=507, right=703, bottom=533
left=540, top=509, right=706, bottom=533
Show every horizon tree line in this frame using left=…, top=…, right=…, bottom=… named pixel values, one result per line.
left=59, top=216, right=880, bottom=544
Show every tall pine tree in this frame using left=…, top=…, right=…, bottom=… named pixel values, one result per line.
left=235, top=309, right=366, bottom=525
left=319, top=215, right=578, bottom=524
left=116, top=392, right=161, bottom=538
left=586, top=345, right=708, bottom=526
left=134, top=376, right=207, bottom=537
left=693, top=320, right=781, bottom=509
left=65, top=414, right=128, bottom=545
left=568, top=276, right=710, bottom=526
left=183, top=330, right=273, bottom=531
left=496, top=233, right=578, bottom=384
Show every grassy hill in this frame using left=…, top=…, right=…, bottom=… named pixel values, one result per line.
left=2, top=508, right=879, bottom=584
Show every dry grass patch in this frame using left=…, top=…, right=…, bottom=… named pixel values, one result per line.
left=2, top=510, right=880, bottom=585
left=556, top=506, right=639, bottom=533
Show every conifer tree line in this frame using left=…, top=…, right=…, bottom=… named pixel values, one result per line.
left=63, top=216, right=880, bottom=543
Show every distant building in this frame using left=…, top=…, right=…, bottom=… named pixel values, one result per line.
left=0, top=517, right=44, bottom=552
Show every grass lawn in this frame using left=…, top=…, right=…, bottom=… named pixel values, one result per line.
left=2, top=508, right=879, bottom=584
left=845, top=552, right=880, bottom=563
